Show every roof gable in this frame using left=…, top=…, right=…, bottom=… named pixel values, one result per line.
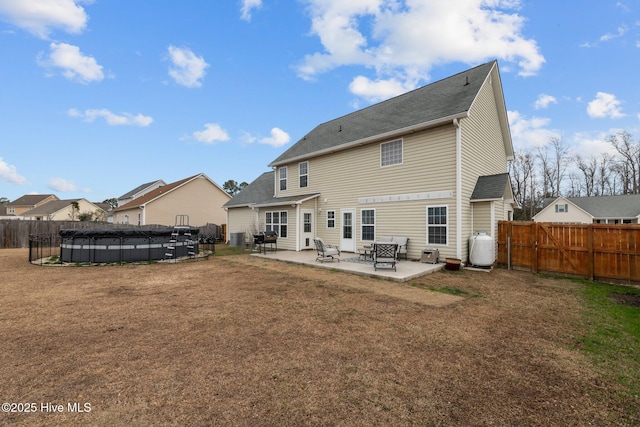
left=114, top=173, right=230, bottom=211
left=270, top=61, right=498, bottom=166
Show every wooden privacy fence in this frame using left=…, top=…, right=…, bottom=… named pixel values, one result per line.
left=497, top=221, right=640, bottom=283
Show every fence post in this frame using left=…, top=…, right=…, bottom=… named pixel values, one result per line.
left=532, top=222, right=538, bottom=273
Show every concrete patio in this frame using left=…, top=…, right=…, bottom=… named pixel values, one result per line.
left=251, top=249, right=445, bottom=282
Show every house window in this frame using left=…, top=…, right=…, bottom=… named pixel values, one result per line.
left=361, top=209, right=375, bottom=241
left=555, top=204, right=568, bottom=213
left=266, top=211, right=288, bottom=238
left=427, top=205, right=448, bottom=245
left=381, top=139, right=403, bottom=167
left=327, top=210, right=336, bottom=228
left=279, top=167, right=287, bottom=191
left=299, top=162, right=308, bottom=188
left=303, top=212, right=312, bottom=233
left=8, top=207, right=14, bottom=214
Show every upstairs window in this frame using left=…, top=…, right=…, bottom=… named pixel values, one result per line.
left=381, top=139, right=403, bottom=167
left=555, top=204, right=568, bottom=213
left=279, top=167, right=287, bottom=191
left=299, top=162, right=308, bottom=188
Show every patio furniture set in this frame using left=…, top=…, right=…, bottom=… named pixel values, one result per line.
left=313, top=236, right=409, bottom=272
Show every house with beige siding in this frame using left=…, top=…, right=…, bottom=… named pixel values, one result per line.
left=5, top=194, right=59, bottom=216
left=225, top=61, right=516, bottom=263
left=113, top=173, right=231, bottom=227
left=22, top=199, right=105, bottom=221
left=534, top=195, right=640, bottom=224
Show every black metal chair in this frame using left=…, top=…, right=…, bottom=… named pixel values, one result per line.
left=373, top=243, right=398, bottom=271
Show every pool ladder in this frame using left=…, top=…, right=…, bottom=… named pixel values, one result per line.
left=165, top=216, right=197, bottom=261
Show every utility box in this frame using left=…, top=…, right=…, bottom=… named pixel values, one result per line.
left=421, top=248, right=439, bottom=264
left=230, top=232, right=245, bottom=247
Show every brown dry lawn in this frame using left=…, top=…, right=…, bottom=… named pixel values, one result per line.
left=0, top=248, right=632, bottom=426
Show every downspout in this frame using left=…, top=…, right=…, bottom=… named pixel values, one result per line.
left=295, top=203, right=301, bottom=252
left=453, top=118, right=462, bottom=260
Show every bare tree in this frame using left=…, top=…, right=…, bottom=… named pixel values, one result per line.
left=575, top=154, right=597, bottom=196
left=509, top=151, right=538, bottom=220
left=608, top=131, right=639, bottom=194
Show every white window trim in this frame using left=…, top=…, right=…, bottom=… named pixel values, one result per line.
left=426, top=204, right=449, bottom=246
left=360, top=208, right=376, bottom=241
left=299, top=161, right=309, bottom=188
left=326, top=210, right=336, bottom=229
left=279, top=167, right=287, bottom=191
left=265, top=210, right=288, bottom=239
left=380, top=138, right=403, bottom=167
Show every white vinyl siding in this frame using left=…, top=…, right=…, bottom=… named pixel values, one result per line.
left=282, top=124, right=457, bottom=259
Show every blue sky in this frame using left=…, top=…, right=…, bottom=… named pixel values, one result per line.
left=1, top=0, right=639, bottom=203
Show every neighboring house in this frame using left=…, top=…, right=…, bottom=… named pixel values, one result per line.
left=5, top=194, right=59, bottom=216
left=22, top=199, right=106, bottom=221
left=117, top=179, right=166, bottom=207
left=225, top=61, right=517, bottom=262
left=113, top=173, right=231, bottom=227
left=534, top=195, right=640, bottom=224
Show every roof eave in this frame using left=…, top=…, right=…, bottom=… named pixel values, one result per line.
left=268, top=112, right=469, bottom=168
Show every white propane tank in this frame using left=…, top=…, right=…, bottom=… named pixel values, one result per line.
left=468, top=231, right=495, bottom=267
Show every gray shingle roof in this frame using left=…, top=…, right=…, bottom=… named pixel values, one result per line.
left=471, top=173, right=511, bottom=200
left=223, top=172, right=275, bottom=208
left=224, top=172, right=320, bottom=208
left=10, top=194, right=57, bottom=206
left=544, top=195, right=640, bottom=218
left=270, top=61, right=497, bottom=166
left=22, top=199, right=82, bottom=216
left=118, top=180, right=165, bottom=199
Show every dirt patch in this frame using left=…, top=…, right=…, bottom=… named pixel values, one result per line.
left=610, top=292, right=640, bottom=308
left=0, top=248, right=632, bottom=426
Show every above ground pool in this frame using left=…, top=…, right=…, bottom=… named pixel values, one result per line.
left=59, top=227, right=199, bottom=263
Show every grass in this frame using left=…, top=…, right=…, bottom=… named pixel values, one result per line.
left=576, top=279, right=640, bottom=418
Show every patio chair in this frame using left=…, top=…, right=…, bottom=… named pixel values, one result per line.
left=373, top=242, right=398, bottom=271
left=313, top=238, right=340, bottom=263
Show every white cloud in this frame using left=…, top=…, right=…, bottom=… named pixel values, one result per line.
left=0, top=157, right=27, bottom=185
left=47, top=176, right=89, bottom=193
left=192, top=123, right=230, bottom=144
left=508, top=110, right=561, bottom=150
left=68, top=108, right=153, bottom=126
left=600, top=25, right=627, bottom=42
left=349, top=75, right=415, bottom=103
left=0, top=0, right=91, bottom=39
left=296, top=0, right=545, bottom=99
left=167, top=45, right=209, bottom=88
left=38, top=42, right=104, bottom=83
left=534, top=94, right=557, bottom=110
left=587, top=92, right=625, bottom=119
left=240, top=0, right=262, bottom=21
left=258, top=127, right=290, bottom=147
